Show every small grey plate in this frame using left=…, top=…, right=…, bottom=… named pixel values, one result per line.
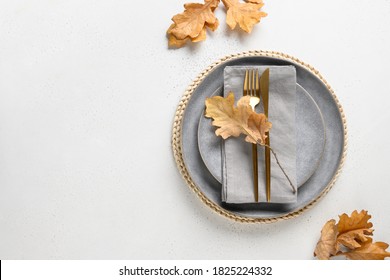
left=198, top=84, right=326, bottom=188
left=181, top=56, right=345, bottom=219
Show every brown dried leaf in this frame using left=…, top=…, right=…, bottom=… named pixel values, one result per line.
left=244, top=0, right=264, bottom=3
left=167, top=0, right=220, bottom=47
left=205, top=93, right=271, bottom=143
left=337, top=210, right=374, bottom=250
left=314, top=219, right=338, bottom=260
left=190, top=27, right=207, bottom=42
left=205, top=93, right=251, bottom=139
left=167, top=24, right=189, bottom=47
left=342, top=240, right=390, bottom=260
left=168, top=34, right=189, bottom=47
left=222, top=0, right=267, bottom=33
left=206, top=17, right=220, bottom=31
left=246, top=112, right=272, bottom=145
left=315, top=210, right=390, bottom=260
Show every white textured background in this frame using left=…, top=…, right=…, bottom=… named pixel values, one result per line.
left=1, top=0, right=390, bottom=259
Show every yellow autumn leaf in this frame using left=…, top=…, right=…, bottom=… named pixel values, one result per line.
left=341, top=240, right=390, bottom=260
left=246, top=112, right=272, bottom=145
left=167, top=24, right=189, bottom=48
left=167, top=0, right=220, bottom=47
left=190, top=27, right=207, bottom=42
left=205, top=92, right=271, bottom=143
left=168, top=35, right=188, bottom=48
left=244, top=0, right=264, bottom=3
left=222, top=0, right=267, bottom=33
left=337, top=210, right=374, bottom=250
left=206, top=18, right=220, bottom=31
left=314, top=210, right=390, bottom=260
left=205, top=93, right=251, bottom=139
left=314, top=219, right=338, bottom=260
left=168, top=26, right=209, bottom=47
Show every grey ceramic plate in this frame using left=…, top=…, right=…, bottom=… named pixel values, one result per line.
left=198, top=84, right=326, bottom=188
left=181, top=56, right=345, bottom=219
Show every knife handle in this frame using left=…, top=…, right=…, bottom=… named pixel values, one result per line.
left=265, top=132, right=271, bottom=202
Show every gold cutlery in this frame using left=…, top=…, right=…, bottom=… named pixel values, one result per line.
left=244, top=69, right=261, bottom=202
left=260, top=68, right=271, bottom=202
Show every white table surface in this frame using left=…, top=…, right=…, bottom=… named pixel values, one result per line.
left=1, top=0, right=390, bottom=260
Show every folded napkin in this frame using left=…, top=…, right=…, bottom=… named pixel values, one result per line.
left=222, top=66, right=297, bottom=204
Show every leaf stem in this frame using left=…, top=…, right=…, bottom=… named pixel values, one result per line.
left=262, top=143, right=297, bottom=194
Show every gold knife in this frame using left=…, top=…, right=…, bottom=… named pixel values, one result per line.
left=260, top=68, right=271, bottom=202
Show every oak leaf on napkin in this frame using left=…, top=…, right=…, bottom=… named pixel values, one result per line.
left=205, top=92, right=271, bottom=145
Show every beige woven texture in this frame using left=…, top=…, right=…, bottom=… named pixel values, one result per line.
left=171, top=50, right=348, bottom=223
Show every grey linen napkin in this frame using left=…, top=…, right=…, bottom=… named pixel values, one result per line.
left=222, top=66, right=297, bottom=204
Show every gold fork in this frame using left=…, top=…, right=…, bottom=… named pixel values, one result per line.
left=243, top=69, right=260, bottom=202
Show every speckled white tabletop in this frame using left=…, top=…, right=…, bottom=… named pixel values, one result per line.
left=1, top=0, right=390, bottom=259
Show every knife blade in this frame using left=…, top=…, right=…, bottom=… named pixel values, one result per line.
left=260, top=68, right=271, bottom=202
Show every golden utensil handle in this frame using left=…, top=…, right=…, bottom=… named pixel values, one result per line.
left=265, top=132, right=271, bottom=202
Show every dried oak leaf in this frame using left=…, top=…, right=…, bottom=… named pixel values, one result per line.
left=222, top=0, right=267, bottom=33
left=244, top=0, right=264, bottom=3
left=205, top=93, right=252, bottom=139
left=337, top=210, right=374, bottom=250
left=341, top=240, right=390, bottom=260
left=167, top=0, right=220, bottom=47
left=314, top=219, right=338, bottom=260
left=167, top=24, right=188, bottom=48
left=314, top=210, right=390, bottom=260
left=205, top=92, right=271, bottom=144
left=247, top=112, right=272, bottom=145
